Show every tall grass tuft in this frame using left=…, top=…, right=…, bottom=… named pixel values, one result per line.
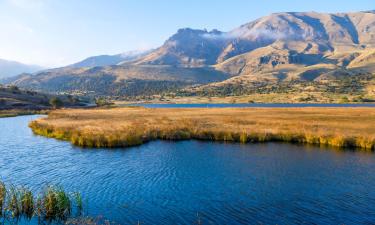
left=40, top=186, right=72, bottom=221
left=73, top=192, right=83, bottom=216
left=0, top=182, right=83, bottom=223
left=0, top=182, right=5, bottom=217
left=20, top=188, right=34, bottom=219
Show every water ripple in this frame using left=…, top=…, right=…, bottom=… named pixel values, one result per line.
left=1, top=116, right=375, bottom=224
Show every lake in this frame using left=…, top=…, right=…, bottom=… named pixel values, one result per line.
left=1, top=115, right=375, bottom=224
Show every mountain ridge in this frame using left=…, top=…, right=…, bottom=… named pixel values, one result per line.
left=67, top=50, right=151, bottom=68
left=0, top=59, right=43, bottom=80
left=7, top=10, right=375, bottom=100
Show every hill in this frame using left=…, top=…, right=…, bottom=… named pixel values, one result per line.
left=0, top=59, right=42, bottom=79
left=67, top=50, right=151, bottom=68
left=9, top=65, right=229, bottom=97
left=0, top=84, right=85, bottom=111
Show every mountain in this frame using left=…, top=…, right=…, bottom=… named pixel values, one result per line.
left=133, top=28, right=228, bottom=66
left=9, top=65, right=228, bottom=97
left=0, top=59, right=43, bottom=79
left=137, top=11, right=375, bottom=75
left=68, top=50, right=151, bottom=68
left=7, top=10, right=375, bottom=99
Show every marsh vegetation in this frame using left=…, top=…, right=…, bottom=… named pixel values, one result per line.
left=0, top=181, right=82, bottom=223
left=30, top=107, right=375, bottom=150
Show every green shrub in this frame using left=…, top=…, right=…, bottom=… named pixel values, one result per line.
left=49, top=97, right=64, bottom=109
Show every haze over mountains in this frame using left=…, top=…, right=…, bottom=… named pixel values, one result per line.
left=7, top=10, right=375, bottom=97
left=67, top=50, right=151, bottom=68
left=0, top=59, right=42, bottom=80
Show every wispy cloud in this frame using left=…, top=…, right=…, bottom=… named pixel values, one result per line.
left=6, top=0, right=46, bottom=10
left=202, top=26, right=301, bottom=41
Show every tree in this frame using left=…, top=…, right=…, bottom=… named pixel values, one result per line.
left=9, top=85, right=20, bottom=93
left=339, top=96, right=350, bottom=103
left=67, top=95, right=79, bottom=104
left=95, top=98, right=113, bottom=107
left=49, top=97, right=63, bottom=109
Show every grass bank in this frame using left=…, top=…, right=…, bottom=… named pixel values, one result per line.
left=0, top=110, right=48, bottom=118
left=29, top=107, right=375, bottom=150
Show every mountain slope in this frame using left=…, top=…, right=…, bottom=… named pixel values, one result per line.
left=68, top=50, right=151, bottom=68
left=10, top=65, right=229, bottom=96
left=133, top=28, right=228, bottom=66
left=0, top=85, right=84, bottom=111
left=0, top=59, right=43, bottom=79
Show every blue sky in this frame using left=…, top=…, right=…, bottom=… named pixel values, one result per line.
left=0, top=0, right=373, bottom=67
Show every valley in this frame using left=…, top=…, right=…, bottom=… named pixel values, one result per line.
left=2, top=3, right=375, bottom=224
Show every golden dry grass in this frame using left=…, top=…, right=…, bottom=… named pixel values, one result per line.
left=29, top=107, right=375, bottom=150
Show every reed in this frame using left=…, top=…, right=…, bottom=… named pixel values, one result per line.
left=29, top=107, right=375, bottom=150
left=20, top=188, right=34, bottom=219
left=73, top=192, right=83, bottom=215
left=0, top=183, right=83, bottom=223
left=0, top=182, right=5, bottom=217
left=8, top=187, right=21, bottom=219
left=40, top=186, right=72, bottom=221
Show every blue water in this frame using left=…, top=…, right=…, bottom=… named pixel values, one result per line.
left=132, top=103, right=375, bottom=108
left=1, top=116, right=375, bottom=224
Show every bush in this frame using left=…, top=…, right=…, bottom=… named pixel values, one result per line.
left=95, top=98, right=113, bottom=107
left=49, top=97, right=64, bottom=109
left=339, top=96, right=350, bottom=103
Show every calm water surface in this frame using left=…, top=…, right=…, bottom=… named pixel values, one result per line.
left=1, top=116, right=375, bottom=224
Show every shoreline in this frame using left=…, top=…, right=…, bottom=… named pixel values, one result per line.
left=0, top=109, right=49, bottom=118
left=29, top=107, right=375, bottom=150
left=29, top=122, right=375, bottom=151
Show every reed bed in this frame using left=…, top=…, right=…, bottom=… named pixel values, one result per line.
left=0, top=181, right=83, bottom=223
left=29, top=107, right=375, bottom=150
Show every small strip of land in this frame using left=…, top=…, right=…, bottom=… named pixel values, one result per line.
left=30, top=107, right=375, bottom=150
left=0, top=109, right=48, bottom=118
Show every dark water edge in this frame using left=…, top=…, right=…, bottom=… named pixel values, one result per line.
left=130, top=103, right=375, bottom=108
left=2, top=116, right=375, bottom=224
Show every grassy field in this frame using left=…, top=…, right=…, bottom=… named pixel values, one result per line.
left=30, top=107, right=375, bottom=150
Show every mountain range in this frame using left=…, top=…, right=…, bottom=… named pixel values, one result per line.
left=0, top=59, right=43, bottom=80
left=67, top=50, right=151, bottom=68
left=6, top=10, right=375, bottom=98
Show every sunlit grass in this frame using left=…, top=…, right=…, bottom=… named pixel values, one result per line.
left=29, top=107, right=375, bottom=150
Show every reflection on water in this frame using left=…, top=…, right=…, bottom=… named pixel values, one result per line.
left=1, top=116, right=375, bottom=224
